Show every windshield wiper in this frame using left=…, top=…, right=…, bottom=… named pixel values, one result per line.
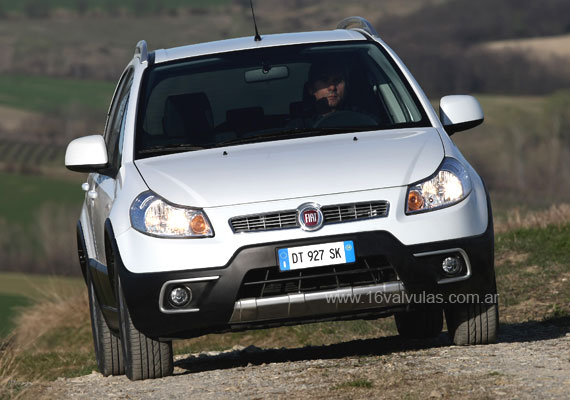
left=138, top=144, right=208, bottom=156
left=215, top=127, right=373, bottom=147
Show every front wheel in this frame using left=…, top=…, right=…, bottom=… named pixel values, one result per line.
left=445, top=302, right=499, bottom=345
left=87, top=269, right=124, bottom=376
left=116, top=275, right=174, bottom=380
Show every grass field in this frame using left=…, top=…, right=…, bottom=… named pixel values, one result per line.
left=451, top=91, right=570, bottom=208
left=0, top=172, right=82, bottom=277
left=0, top=273, right=82, bottom=338
left=0, top=140, right=66, bottom=169
left=0, top=171, right=82, bottom=279
left=0, top=75, right=115, bottom=114
left=0, top=172, right=82, bottom=226
left=496, top=223, right=570, bottom=323
left=0, top=294, right=29, bottom=337
left=0, top=272, right=82, bottom=297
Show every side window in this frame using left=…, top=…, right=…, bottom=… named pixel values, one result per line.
left=104, top=69, right=134, bottom=174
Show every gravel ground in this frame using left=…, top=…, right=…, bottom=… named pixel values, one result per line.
left=39, top=320, right=570, bottom=399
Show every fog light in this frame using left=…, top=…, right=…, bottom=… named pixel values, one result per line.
left=169, top=286, right=192, bottom=307
left=442, top=256, right=463, bottom=275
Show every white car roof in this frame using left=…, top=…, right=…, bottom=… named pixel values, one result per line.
left=153, top=29, right=368, bottom=64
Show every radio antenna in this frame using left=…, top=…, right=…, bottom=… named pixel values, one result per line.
left=250, top=0, right=262, bottom=41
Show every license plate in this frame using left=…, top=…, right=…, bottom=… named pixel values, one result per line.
left=277, top=241, right=355, bottom=271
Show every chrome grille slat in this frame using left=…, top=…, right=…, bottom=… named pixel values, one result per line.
left=230, top=210, right=298, bottom=233
left=230, top=201, right=389, bottom=233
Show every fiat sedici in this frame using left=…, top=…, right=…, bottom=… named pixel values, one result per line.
left=65, top=17, right=498, bottom=380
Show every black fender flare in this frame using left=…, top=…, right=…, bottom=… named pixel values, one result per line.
left=104, top=218, right=149, bottom=334
left=104, top=219, right=120, bottom=302
left=76, top=220, right=89, bottom=285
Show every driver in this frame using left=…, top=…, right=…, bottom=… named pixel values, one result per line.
left=307, top=61, right=348, bottom=115
left=289, top=59, right=375, bottom=129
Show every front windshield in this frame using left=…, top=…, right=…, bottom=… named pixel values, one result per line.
left=135, top=41, right=429, bottom=159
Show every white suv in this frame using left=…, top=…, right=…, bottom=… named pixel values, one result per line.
left=66, top=17, right=498, bottom=381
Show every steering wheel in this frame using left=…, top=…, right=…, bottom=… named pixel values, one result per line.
left=313, top=110, right=379, bottom=128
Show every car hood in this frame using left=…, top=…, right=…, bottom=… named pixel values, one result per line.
left=134, top=128, right=444, bottom=208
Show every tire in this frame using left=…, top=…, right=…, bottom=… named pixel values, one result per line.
left=445, top=302, right=499, bottom=345
left=116, top=275, right=173, bottom=380
left=87, top=269, right=125, bottom=376
left=395, top=307, right=443, bottom=339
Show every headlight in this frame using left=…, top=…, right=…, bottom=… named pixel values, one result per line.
left=130, top=192, right=214, bottom=238
left=406, top=158, right=472, bottom=214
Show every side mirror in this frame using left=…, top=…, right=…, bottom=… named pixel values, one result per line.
left=439, top=95, right=484, bottom=135
left=65, top=135, right=108, bottom=173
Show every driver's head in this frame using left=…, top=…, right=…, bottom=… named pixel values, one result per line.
left=308, top=60, right=347, bottom=112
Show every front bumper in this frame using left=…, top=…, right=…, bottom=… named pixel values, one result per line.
left=113, top=182, right=490, bottom=274
left=118, top=221, right=494, bottom=339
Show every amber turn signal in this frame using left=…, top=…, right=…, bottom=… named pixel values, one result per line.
left=407, top=190, right=424, bottom=212
left=190, top=214, right=209, bottom=235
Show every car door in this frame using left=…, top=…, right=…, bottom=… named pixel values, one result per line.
left=90, top=68, right=134, bottom=265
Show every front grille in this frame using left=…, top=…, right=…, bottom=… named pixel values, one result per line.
left=238, top=256, right=397, bottom=300
left=229, top=210, right=297, bottom=233
left=230, top=201, right=389, bottom=233
left=322, top=202, right=389, bottom=224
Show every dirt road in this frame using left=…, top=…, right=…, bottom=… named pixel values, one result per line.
left=41, top=319, right=570, bottom=399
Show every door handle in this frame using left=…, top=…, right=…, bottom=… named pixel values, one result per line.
left=88, top=190, right=98, bottom=200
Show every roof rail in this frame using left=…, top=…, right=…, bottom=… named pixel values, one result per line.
left=336, top=16, right=378, bottom=37
left=134, top=40, right=148, bottom=63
